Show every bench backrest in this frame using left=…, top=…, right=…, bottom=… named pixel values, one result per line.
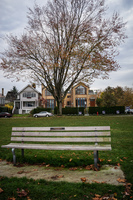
left=11, top=126, right=111, bottom=144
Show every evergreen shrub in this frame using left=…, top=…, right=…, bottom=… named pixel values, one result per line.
left=54, top=107, right=84, bottom=115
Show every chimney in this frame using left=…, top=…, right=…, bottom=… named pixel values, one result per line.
left=2, top=88, right=4, bottom=96
left=32, top=83, right=36, bottom=89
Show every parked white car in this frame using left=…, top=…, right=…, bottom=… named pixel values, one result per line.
left=125, top=109, right=133, bottom=114
left=33, top=111, right=53, bottom=117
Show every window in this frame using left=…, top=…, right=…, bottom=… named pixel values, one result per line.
left=89, top=90, right=94, bottom=94
left=75, top=85, right=86, bottom=94
left=45, top=90, right=53, bottom=96
left=45, top=99, right=55, bottom=109
left=67, top=101, right=71, bottom=106
left=76, top=98, right=86, bottom=107
left=23, top=102, right=35, bottom=107
left=23, top=92, right=36, bottom=98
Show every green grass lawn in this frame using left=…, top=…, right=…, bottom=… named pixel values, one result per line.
left=0, top=115, right=133, bottom=199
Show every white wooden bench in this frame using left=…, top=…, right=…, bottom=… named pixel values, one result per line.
left=1, top=126, right=111, bottom=168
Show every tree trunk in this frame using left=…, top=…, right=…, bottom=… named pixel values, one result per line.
left=57, top=100, right=62, bottom=116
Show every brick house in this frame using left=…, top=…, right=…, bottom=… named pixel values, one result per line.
left=42, top=82, right=98, bottom=109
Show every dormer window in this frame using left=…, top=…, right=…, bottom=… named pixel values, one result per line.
left=75, top=85, right=86, bottom=95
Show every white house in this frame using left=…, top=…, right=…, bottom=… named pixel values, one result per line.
left=0, top=88, right=5, bottom=106
left=14, top=85, right=41, bottom=114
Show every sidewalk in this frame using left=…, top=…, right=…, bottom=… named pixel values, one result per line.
left=0, top=161, right=126, bottom=185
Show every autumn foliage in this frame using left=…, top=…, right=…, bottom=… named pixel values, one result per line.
left=0, top=0, right=127, bottom=115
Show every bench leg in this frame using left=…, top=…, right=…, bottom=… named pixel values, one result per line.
left=12, top=148, right=16, bottom=165
left=94, top=150, right=98, bottom=169
left=21, top=149, right=24, bottom=157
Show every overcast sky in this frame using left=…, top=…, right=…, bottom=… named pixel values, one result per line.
left=0, top=0, right=133, bottom=95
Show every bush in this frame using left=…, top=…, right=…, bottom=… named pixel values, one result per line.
left=89, top=106, right=125, bottom=115
left=30, top=107, right=52, bottom=115
left=0, top=106, right=12, bottom=113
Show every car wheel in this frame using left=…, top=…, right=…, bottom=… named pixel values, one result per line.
left=5, top=116, right=7, bottom=118
left=46, top=115, right=49, bottom=117
left=34, top=115, right=38, bottom=118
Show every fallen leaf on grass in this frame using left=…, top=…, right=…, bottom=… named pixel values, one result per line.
left=85, top=164, right=100, bottom=171
left=95, top=194, right=101, bottom=198
left=17, top=170, right=24, bottom=174
left=58, top=175, right=64, bottom=178
left=69, top=158, right=73, bottom=162
left=124, top=182, right=132, bottom=196
left=17, top=189, right=28, bottom=197
left=33, top=169, right=38, bottom=171
left=7, top=198, right=16, bottom=200
left=85, top=165, right=92, bottom=170
left=92, top=180, right=100, bottom=184
left=98, top=158, right=104, bottom=162
left=51, top=175, right=64, bottom=180
left=117, top=163, right=120, bottom=166
left=54, top=168, right=62, bottom=171
left=81, top=177, right=87, bottom=182
left=69, top=167, right=77, bottom=171
left=117, top=178, right=126, bottom=183
left=123, top=157, right=128, bottom=160
left=0, top=188, right=3, bottom=193
left=27, top=197, right=31, bottom=200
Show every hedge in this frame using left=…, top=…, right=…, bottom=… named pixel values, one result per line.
left=54, top=107, right=84, bottom=115
left=89, top=106, right=125, bottom=115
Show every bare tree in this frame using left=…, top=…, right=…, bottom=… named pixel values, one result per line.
left=0, top=0, right=127, bottom=115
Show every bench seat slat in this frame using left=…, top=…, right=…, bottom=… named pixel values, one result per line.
left=12, top=132, right=110, bottom=136
left=12, top=126, right=110, bottom=131
left=2, top=143, right=112, bottom=151
left=11, top=137, right=111, bottom=142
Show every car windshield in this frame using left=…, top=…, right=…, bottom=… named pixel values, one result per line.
left=40, top=111, right=47, bottom=113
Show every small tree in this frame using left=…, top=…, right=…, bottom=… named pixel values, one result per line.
left=10, top=86, right=18, bottom=95
left=123, top=87, right=133, bottom=107
left=100, top=86, right=117, bottom=107
left=0, top=0, right=127, bottom=115
left=96, top=97, right=102, bottom=107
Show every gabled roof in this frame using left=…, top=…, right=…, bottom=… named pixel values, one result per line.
left=18, top=85, right=41, bottom=95
left=5, top=91, right=17, bottom=100
left=72, top=82, right=89, bottom=89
